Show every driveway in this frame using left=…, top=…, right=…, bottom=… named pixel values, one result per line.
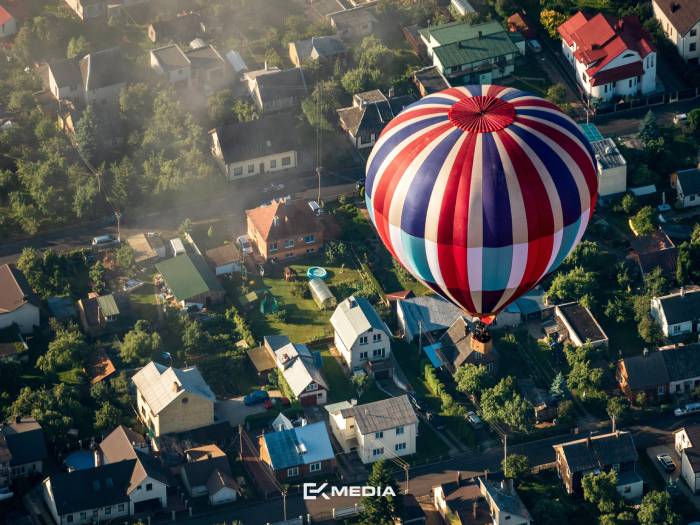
left=646, top=444, right=681, bottom=485
left=215, top=390, right=283, bottom=427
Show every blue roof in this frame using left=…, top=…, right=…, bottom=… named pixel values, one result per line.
left=578, top=123, right=604, bottom=143
left=423, top=343, right=444, bottom=368
left=514, top=287, right=547, bottom=316
left=263, top=421, right=334, bottom=470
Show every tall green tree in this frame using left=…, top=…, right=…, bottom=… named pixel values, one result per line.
left=480, top=376, right=531, bottom=432
left=454, top=364, right=491, bottom=399
left=94, top=401, right=122, bottom=434
left=36, top=322, right=89, bottom=375
left=360, top=459, right=402, bottom=525
left=582, top=470, right=619, bottom=514
left=66, top=35, right=90, bottom=58
left=89, top=261, right=106, bottom=294
left=120, top=324, right=161, bottom=365
left=502, top=454, right=529, bottom=480
left=637, top=491, right=680, bottom=525
left=74, top=105, right=99, bottom=165
left=638, top=110, right=659, bottom=144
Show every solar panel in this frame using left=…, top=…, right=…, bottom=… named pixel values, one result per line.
left=578, top=123, right=604, bottom=143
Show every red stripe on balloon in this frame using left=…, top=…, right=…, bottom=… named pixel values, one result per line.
left=380, top=107, right=450, bottom=138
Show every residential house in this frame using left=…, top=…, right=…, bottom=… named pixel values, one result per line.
left=147, top=12, right=203, bottom=43
left=591, top=138, right=627, bottom=197
left=245, top=199, right=324, bottom=262
left=651, top=287, right=700, bottom=338
left=653, top=0, right=700, bottom=63
left=77, top=292, right=123, bottom=336
left=187, top=42, right=227, bottom=94
left=126, top=233, right=163, bottom=266
left=397, top=295, right=463, bottom=342
left=180, top=445, right=241, bottom=504
left=629, top=227, right=678, bottom=280
left=95, top=426, right=170, bottom=513
left=616, top=343, right=700, bottom=400
left=0, top=417, right=47, bottom=488
left=674, top=424, right=700, bottom=493
left=326, top=396, right=418, bottom=464
left=132, top=361, right=216, bottom=437
left=0, top=264, right=39, bottom=335
left=225, top=50, right=248, bottom=76
left=336, top=89, right=415, bottom=149
left=438, top=317, right=498, bottom=374
left=245, top=343, right=277, bottom=383
left=210, top=114, right=299, bottom=180
left=156, top=254, right=225, bottom=307
left=258, top=421, right=335, bottom=482
left=0, top=5, right=17, bottom=38
left=47, top=48, right=127, bottom=106
left=412, top=66, right=450, bottom=97
left=558, top=12, right=656, bottom=101
left=518, top=378, right=557, bottom=423
left=327, top=5, right=377, bottom=40
left=451, top=0, right=476, bottom=17
left=433, top=474, right=532, bottom=525
left=264, top=336, right=328, bottom=406
left=330, top=296, right=391, bottom=372
left=63, top=0, right=105, bottom=21
left=553, top=431, right=643, bottom=499
left=671, top=168, right=700, bottom=208
left=243, top=66, right=307, bottom=113
left=554, top=302, right=609, bottom=349
left=205, top=244, right=241, bottom=276
left=150, top=44, right=192, bottom=88
left=418, top=20, right=525, bottom=84
left=288, top=35, right=347, bottom=67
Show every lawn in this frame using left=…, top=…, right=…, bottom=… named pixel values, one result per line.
left=129, top=279, right=160, bottom=324
left=197, top=354, right=259, bottom=397
left=518, top=471, right=597, bottom=525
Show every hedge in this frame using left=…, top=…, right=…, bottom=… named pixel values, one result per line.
left=423, top=364, right=475, bottom=447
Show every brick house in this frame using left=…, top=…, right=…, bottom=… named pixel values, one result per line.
left=245, top=199, right=324, bottom=262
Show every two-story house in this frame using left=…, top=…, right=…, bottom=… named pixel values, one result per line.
left=0, top=417, right=47, bottom=488
left=326, top=396, right=418, bottom=464
left=209, top=114, right=300, bottom=181
left=330, top=296, right=391, bottom=372
left=258, top=421, right=335, bottom=482
left=245, top=199, right=324, bottom=262
left=671, top=168, right=700, bottom=208
left=132, top=362, right=216, bottom=437
left=651, top=287, right=700, bottom=338
left=243, top=65, right=307, bottom=113
left=438, top=317, right=498, bottom=374
left=653, top=0, right=700, bottom=63
left=674, top=424, right=700, bottom=493
left=558, top=12, right=656, bottom=101
left=0, top=264, right=40, bottom=335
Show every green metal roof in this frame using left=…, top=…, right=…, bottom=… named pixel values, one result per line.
left=96, top=294, right=120, bottom=317
left=434, top=30, right=519, bottom=68
left=419, top=20, right=507, bottom=46
left=156, top=254, right=223, bottom=301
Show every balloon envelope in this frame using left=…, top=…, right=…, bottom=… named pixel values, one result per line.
left=365, top=85, right=598, bottom=322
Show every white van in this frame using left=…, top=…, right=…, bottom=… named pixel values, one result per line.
left=674, top=402, right=700, bottom=416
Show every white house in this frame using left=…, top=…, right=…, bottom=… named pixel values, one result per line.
left=330, top=296, right=391, bottom=372
left=132, top=362, right=216, bottom=437
left=243, top=66, right=306, bottom=113
left=653, top=0, right=700, bottom=63
left=265, top=336, right=328, bottom=406
left=0, top=6, right=17, bottom=38
left=591, top=138, right=627, bottom=197
left=150, top=44, right=192, bottom=88
left=180, top=445, right=240, bottom=505
left=558, top=12, right=656, bottom=101
left=651, top=288, right=700, bottom=338
left=555, top=302, right=609, bottom=349
left=675, top=424, right=700, bottom=493
left=0, top=264, right=40, bottom=335
left=672, top=168, right=700, bottom=208
left=326, top=396, right=418, bottom=464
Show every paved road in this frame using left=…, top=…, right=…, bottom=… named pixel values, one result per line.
left=0, top=168, right=362, bottom=265
left=164, top=412, right=700, bottom=525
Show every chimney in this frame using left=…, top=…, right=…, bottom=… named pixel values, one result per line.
left=671, top=2, right=680, bottom=13
left=264, top=60, right=269, bottom=70
left=586, top=434, right=592, bottom=448
left=172, top=382, right=181, bottom=393
left=207, top=452, right=212, bottom=460
left=483, top=469, right=488, bottom=480
left=14, top=415, right=21, bottom=424
left=681, top=287, right=686, bottom=297
left=507, top=478, right=514, bottom=494
left=388, top=87, right=395, bottom=98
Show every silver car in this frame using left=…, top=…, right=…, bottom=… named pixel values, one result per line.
left=237, top=234, right=252, bottom=254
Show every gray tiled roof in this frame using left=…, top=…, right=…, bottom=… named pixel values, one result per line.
left=657, top=289, right=700, bottom=326
left=554, top=431, right=638, bottom=473
left=340, top=395, right=417, bottom=435
left=331, top=296, right=389, bottom=349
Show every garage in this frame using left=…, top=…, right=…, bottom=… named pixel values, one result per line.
left=133, top=498, right=162, bottom=514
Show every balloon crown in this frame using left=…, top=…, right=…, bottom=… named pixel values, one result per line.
left=447, top=95, right=515, bottom=133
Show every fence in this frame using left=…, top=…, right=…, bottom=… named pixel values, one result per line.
left=595, top=87, right=700, bottom=117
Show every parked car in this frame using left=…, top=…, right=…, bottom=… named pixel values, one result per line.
left=237, top=234, right=253, bottom=254
left=92, top=234, right=119, bottom=249
left=263, top=183, right=285, bottom=193
left=674, top=402, right=700, bottom=416
left=673, top=113, right=688, bottom=125
left=528, top=39, right=542, bottom=53
left=656, top=453, right=675, bottom=473
left=244, top=390, right=269, bottom=406
left=466, top=411, right=484, bottom=429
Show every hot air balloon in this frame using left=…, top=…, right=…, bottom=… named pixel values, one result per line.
left=365, top=85, right=597, bottom=326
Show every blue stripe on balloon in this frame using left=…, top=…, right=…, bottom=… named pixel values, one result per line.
left=516, top=108, right=595, bottom=159
left=500, top=89, right=528, bottom=101
left=481, top=245, right=513, bottom=292
left=462, top=85, right=481, bottom=97
left=399, top=230, right=435, bottom=284
left=401, top=128, right=463, bottom=238
left=365, top=115, right=448, bottom=197
left=508, top=125, right=581, bottom=226
left=481, top=133, right=513, bottom=249
left=550, top=215, right=583, bottom=273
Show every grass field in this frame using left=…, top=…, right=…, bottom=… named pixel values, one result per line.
left=129, top=280, right=160, bottom=324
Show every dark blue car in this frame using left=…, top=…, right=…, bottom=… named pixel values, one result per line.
left=244, top=390, right=269, bottom=406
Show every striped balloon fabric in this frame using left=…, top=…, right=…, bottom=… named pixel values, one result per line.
left=365, top=85, right=598, bottom=322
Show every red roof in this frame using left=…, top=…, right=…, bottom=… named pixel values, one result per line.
left=0, top=6, right=13, bottom=26
left=558, top=11, right=654, bottom=84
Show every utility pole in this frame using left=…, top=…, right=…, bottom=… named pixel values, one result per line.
left=503, top=433, right=508, bottom=465
left=238, top=424, right=243, bottom=460
left=282, top=487, right=288, bottom=521
left=405, top=464, right=410, bottom=495
left=114, top=210, right=122, bottom=242
left=418, top=320, right=423, bottom=355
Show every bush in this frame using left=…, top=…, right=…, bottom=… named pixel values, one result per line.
left=423, top=364, right=475, bottom=446
left=225, top=305, right=255, bottom=347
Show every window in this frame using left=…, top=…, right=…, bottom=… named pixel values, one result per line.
left=306, top=383, right=318, bottom=391
left=359, top=336, right=368, bottom=345
left=233, top=166, right=243, bottom=177
left=281, top=156, right=291, bottom=166
left=118, top=504, right=125, bottom=512
left=691, top=195, right=697, bottom=202
left=93, top=510, right=98, bottom=517
left=80, top=512, right=86, bottom=520
left=284, top=239, right=294, bottom=249
left=396, top=426, right=404, bottom=435
left=395, top=442, right=407, bottom=451
left=629, top=79, right=633, bottom=88
left=691, top=29, right=697, bottom=37
left=691, top=43, right=697, bottom=52
left=105, top=507, right=111, bottom=516
left=247, top=164, right=255, bottom=174
left=372, top=333, right=381, bottom=342
left=270, top=159, right=277, bottom=169
left=624, top=485, right=631, bottom=494
left=360, top=351, right=368, bottom=359
left=373, top=348, right=385, bottom=358
left=304, top=235, right=315, bottom=244
left=146, top=483, right=153, bottom=491
left=372, top=447, right=384, bottom=456
left=287, top=466, right=299, bottom=477
left=604, top=84, right=608, bottom=93
left=67, top=516, right=74, bottom=523
left=658, top=385, right=665, bottom=395
left=676, top=384, right=682, bottom=393
left=375, top=431, right=384, bottom=439
left=269, top=242, right=279, bottom=252
left=309, top=462, right=322, bottom=472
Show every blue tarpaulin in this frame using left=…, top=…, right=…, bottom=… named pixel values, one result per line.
left=423, top=343, right=444, bottom=368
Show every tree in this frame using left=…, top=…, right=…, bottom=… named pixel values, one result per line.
left=301, top=80, right=343, bottom=130
left=638, top=110, right=659, bottom=144
left=325, top=241, right=347, bottom=265
left=352, top=373, right=371, bottom=397
left=550, top=372, right=567, bottom=399
left=207, top=89, right=237, bottom=127
left=37, top=321, right=89, bottom=374
left=604, top=296, right=630, bottom=323
left=66, top=35, right=89, bottom=58
left=620, top=193, right=637, bottom=214
left=547, top=266, right=597, bottom=304
left=532, top=499, right=567, bottom=525
left=637, top=491, right=680, bottom=525
left=676, top=241, right=700, bottom=284
left=94, top=401, right=121, bottom=433
left=480, top=377, right=531, bottom=432
left=74, top=105, right=99, bottom=165
left=119, top=83, right=154, bottom=132
left=565, top=240, right=602, bottom=271
left=115, top=244, right=136, bottom=274
left=501, top=454, right=529, bottom=480
left=360, top=459, right=401, bottom=525
left=232, top=100, right=258, bottom=123
left=454, top=364, right=491, bottom=399
left=182, top=318, right=207, bottom=356
left=687, top=107, right=700, bottom=134
left=342, top=67, right=380, bottom=94
left=546, top=83, right=567, bottom=105
left=630, top=206, right=655, bottom=235
left=638, top=315, right=662, bottom=344
left=607, top=396, right=627, bottom=422
left=643, top=266, right=668, bottom=297
left=582, top=470, right=618, bottom=514
left=540, top=9, right=568, bottom=39
left=89, top=261, right=106, bottom=294
left=119, top=324, right=161, bottom=365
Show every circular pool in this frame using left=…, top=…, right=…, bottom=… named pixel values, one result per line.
left=307, top=266, right=328, bottom=280
left=65, top=450, right=95, bottom=471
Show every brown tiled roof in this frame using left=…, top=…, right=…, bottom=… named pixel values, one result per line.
left=630, top=228, right=674, bottom=254
left=87, top=349, right=116, bottom=384
left=654, top=0, right=700, bottom=36
left=205, top=244, right=240, bottom=267
left=0, top=264, right=36, bottom=314
left=246, top=199, right=321, bottom=242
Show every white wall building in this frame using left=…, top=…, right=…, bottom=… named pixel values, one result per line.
left=0, top=264, right=40, bottom=335
left=653, top=0, right=700, bottom=63
left=650, top=288, right=700, bottom=338
left=675, top=425, right=700, bottom=493
left=591, top=138, right=627, bottom=197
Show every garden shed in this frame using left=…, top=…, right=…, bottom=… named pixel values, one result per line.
left=309, top=277, right=336, bottom=310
